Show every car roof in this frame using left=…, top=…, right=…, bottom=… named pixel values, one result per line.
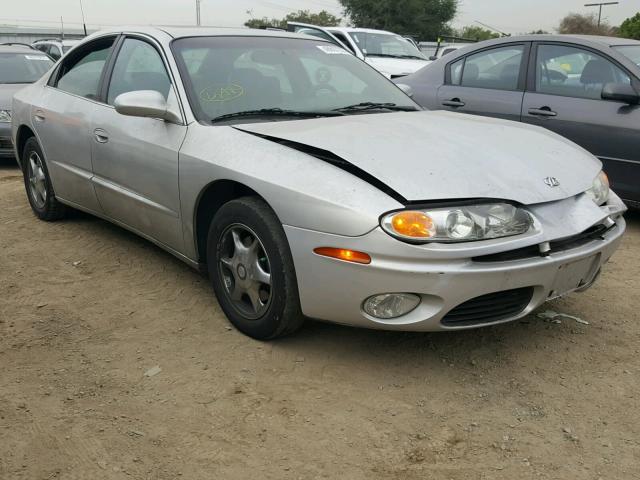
left=327, top=27, right=397, bottom=36
left=479, top=34, right=640, bottom=48
left=33, top=38, right=81, bottom=46
left=0, top=44, right=43, bottom=54
left=90, top=25, right=319, bottom=41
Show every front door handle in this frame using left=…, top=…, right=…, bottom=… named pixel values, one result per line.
left=442, top=98, right=465, bottom=108
left=528, top=106, right=557, bottom=117
left=93, top=129, right=109, bottom=144
left=33, top=110, right=45, bottom=122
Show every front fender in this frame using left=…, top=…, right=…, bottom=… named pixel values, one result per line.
left=178, top=124, right=402, bottom=260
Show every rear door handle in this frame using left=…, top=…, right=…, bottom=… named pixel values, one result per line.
left=442, top=98, right=465, bottom=107
left=33, top=110, right=45, bottom=122
left=528, top=107, right=557, bottom=117
left=93, top=128, right=109, bottom=144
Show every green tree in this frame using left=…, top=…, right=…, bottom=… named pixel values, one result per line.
left=244, top=9, right=341, bottom=29
left=558, top=12, right=613, bottom=35
left=338, top=0, right=458, bottom=41
left=456, top=25, right=500, bottom=41
left=528, top=29, right=549, bottom=35
left=619, top=12, right=640, bottom=40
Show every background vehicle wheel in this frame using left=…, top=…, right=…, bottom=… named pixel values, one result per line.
left=207, top=197, right=304, bottom=340
left=22, top=137, right=67, bottom=221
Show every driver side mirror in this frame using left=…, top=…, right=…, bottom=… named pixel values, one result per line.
left=602, top=82, right=640, bottom=105
left=114, top=90, right=182, bottom=124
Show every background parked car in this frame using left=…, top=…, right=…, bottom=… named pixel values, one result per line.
left=287, top=22, right=430, bottom=78
left=398, top=35, right=640, bottom=208
left=0, top=43, right=53, bottom=158
left=32, top=38, right=81, bottom=61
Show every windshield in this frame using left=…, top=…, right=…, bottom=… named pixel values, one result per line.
left=347, top=32, right=426, bottom=59
left=0, top=52, right=53, bottom=84
left=614, top=45, right=640, bottom=67
left=172, top=36, right=418, bottom=124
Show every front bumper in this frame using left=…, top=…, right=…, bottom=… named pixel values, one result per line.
left=0, top=122, right=13, bottom=158
left=285, top=193, right=626, bottom=331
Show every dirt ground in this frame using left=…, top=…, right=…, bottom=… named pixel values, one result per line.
left=1, top=158, right=639, bottom=480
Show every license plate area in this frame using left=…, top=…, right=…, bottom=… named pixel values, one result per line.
left=549, top=254, right=600, bottom=300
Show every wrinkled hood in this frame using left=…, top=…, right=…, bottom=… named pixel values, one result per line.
left=235, top=111, right=601, bottom=205
left=0, top=83, right=28, bottom=110
left=365, top=57, right=430, bottom=77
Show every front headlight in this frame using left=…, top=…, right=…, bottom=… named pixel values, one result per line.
left=381, top=203, right=533, bottom=243
left=585, top=171, right=609, bottom=205
left=0, top=110, right=11, bottom=123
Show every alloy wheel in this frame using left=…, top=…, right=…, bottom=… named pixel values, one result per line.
left=27, top=151, right=47, bottom=209
left=218, top=224, right=272, bottom=320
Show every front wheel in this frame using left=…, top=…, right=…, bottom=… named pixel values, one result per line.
left=207, top=197, right=304, bottom=339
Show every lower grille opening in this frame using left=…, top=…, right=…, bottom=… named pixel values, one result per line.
left=0, top=137, right=12, bottom=150
left=441, top=287, right=534, bottom=327
left=473, top=224, right=614, bottom=263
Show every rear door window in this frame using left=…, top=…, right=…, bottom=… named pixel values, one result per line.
left=55, top=36, right=116, bottom=100
left=460, top=45, right=525, bottom=90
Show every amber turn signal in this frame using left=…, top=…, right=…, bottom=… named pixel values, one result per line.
left=390, top=211, right=434, bottom=238
left=313, top=247, right=371, bottom=264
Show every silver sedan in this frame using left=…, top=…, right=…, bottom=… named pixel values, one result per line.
left=11, top=27, right=626, bottom=339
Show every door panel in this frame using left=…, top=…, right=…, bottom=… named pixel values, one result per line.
left=32, top=36, right=117, bottom=212
left=523, top=42, right=640, bottom=204
left=437, top=44, right=528, bottom=122
left=33, top=88, right=101, bottom=212
left=91, top=37, right=186, bottom=251
left=522, top=92, right=640, bottom=203
left=437, top=85, right=524, bottom=121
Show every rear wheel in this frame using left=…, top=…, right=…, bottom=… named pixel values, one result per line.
left=207, top=197, right=304, bottom=339
left=22, top=137, right=67, bottom=221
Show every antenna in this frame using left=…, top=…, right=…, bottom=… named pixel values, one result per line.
left=79, top=0, right=87, bottom=36
left=196, top=0, right=201, bottom=26
left=61, top=16, right=64, bottom=39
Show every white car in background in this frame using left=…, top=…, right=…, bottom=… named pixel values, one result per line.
left=288, top=23, right=430, bottom=78
left=32, top=38, right=81, bottom=61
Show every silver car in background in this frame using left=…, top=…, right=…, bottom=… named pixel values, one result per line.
left=12, top=27, right=626, bottom=339
left=0, top=44, right=53, bottom=158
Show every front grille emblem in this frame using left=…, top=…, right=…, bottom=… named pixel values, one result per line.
left=544, top=176, right=560, bottom=187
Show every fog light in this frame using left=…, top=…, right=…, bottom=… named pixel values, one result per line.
left=363, top=293, right=420, bottom=319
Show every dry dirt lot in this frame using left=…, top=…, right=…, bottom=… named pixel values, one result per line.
left=1, top=158, right=639, bottom=480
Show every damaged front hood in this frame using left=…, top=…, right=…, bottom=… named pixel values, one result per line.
left=235, top=111, right=601, bottom=205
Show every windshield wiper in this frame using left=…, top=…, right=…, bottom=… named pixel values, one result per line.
left=332, top=102, right=419, bottom=113
left=211, top=108, right=342, bottom=123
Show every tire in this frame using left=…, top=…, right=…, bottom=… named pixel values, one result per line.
left=207, top=196, right=304, bottom=340
left=22, top=137, right=67, bottom=221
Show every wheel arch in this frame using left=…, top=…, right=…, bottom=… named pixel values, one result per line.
left=193, top=179, right=274, bottom=264
left=15, top=124, right=36, bottom=169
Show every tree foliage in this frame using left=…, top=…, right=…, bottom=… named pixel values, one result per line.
left=244, top=10, right=341, bottom=30
left=338, top=0, right=458, bottom=41
left=558, top=12, right=614, bottom=35
left=454, top=25, right=500, bottom=41
left=619, top=12, right=640, bottom=40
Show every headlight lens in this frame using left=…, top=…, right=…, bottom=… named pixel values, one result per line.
left=585, top=171, right=609, bottom=205
left=381, top=203, right=533, bottom=243
left=0, top=110, right=11, bottom=123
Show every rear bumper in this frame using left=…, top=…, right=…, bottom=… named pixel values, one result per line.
left=285, top=194, right=626, bottom=332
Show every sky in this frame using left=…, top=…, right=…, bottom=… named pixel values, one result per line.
left=0, top=0, right=638, bottom=34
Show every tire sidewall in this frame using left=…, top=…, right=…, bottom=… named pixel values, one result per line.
left=22, top=137, right=56, bottom=219
left=207, top=198, right=300, bottom=339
